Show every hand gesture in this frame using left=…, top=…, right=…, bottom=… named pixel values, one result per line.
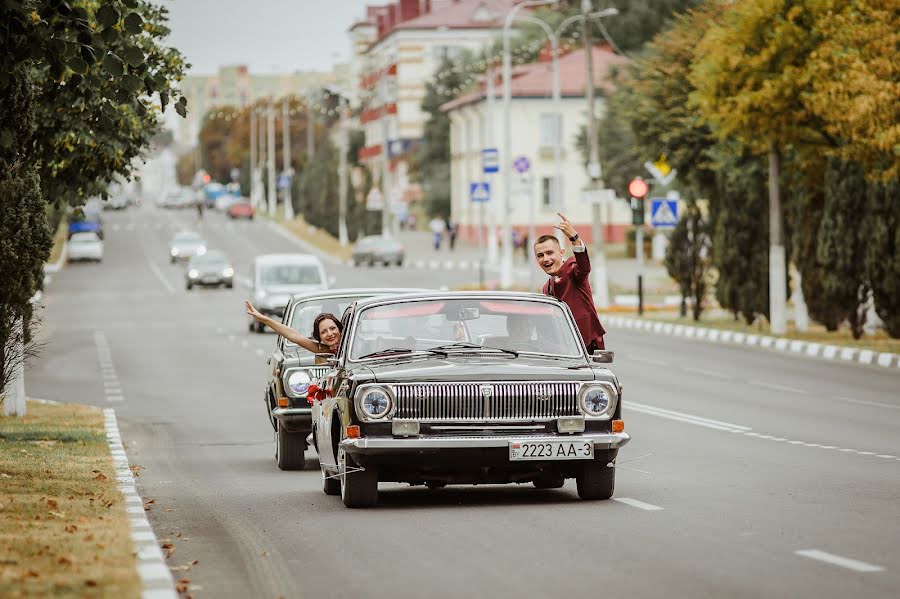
left=245, top=299, right=263, bottom=321
left=553, top=212, right=577, bottom=240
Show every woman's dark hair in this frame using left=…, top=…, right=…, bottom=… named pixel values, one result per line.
left=311, top=312, right=342, bottom=342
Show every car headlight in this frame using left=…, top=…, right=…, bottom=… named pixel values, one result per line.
left=188, top=269, right=199, bottom=279
left=196, top=246, right=207, bottom=255
left=222, top=267, right=234, bottom=277
left=170, top=248, right=179, bottom=256
left=283, top=369, right=312, bottom=397
left=355, top=384, right=394, bottom=421
left=578, top=383, right=617, bottom=419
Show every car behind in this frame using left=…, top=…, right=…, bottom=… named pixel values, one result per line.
left=67, top=232, right=104, bottom=262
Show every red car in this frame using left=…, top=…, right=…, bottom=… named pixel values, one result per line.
left=227, top=200, right=254, bottom=219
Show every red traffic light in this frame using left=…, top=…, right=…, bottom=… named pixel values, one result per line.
left=628, top=177, right=649, bottom=199
left=203, top=174, right=211, bottom=183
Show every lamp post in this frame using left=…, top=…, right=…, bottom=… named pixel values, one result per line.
left=282, top=98, right=294, bottom=220
left=501, top=0, right=558, bottom=289
left=249, top=98, right=256, bottom=203
left=266, top=97, right=276, bottom=217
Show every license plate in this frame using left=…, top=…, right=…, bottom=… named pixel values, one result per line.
left=509, top=440, right=594, bottom=461
left=201, top=276, right=218, bottom=284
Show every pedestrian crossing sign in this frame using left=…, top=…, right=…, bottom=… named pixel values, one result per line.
left=650, top=199, right=678, bottom=228
left=470, top=182, right=491, bottom=203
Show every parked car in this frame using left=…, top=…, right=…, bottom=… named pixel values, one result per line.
left=185, top=250, right=234, bottom=290
left=67, top=232, right=104, bottom=262
left=311, top=291, right=628, bottom=508
left=227, top=199, right=254, bottom=219
left=214, top=193, right=239, bottom=212
left=351, top=235, right=405, bottom=267
left=168, top=231, right=207, bottom=263
left=264, top=288, right=429, bottom=470
left=158, top=188, right=194, bottom=209
left=248, top=254, right=330, bottom=331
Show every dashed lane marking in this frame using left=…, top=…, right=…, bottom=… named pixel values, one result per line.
left=795, top=549, right=884, bottom=573
left=833, top=396, right=900, bottom=411
left=682, top=366, right=731, bottom=380
left=613, top=497, right=664, bottom=511
left=748, top=381, right=809, bottom=395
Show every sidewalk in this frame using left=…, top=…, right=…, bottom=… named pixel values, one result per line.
left=394, top=229, right=677, bottom=300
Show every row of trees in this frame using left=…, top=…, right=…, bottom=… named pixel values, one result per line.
left=1, top=0, right=186, bottom=401
left=599, top=0, right=898, bottom=337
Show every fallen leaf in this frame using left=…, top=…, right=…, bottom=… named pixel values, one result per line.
left=46, top=499, right=59, bottom=510
left=83, top=534, right=95, bottom=542
left=78, top=516, right=89, bottom=524
left=176, top=582, right=189, bottom=593
left=164, top=507, right=174, bottom=512
left=165, top=547, right=176, bottom=559
left=95, top=543, right=107, bottom=549
left=191, top=559, right=199, bottom=565
left=85, top=580, right=98, bottom=587
left=25, top=569, right=40, bottom=578
left=92, top=470, right=101, bottom=474
left=94, top=473, right=108, bottom=482
left=161, top=542, right=174, bottom=549
left=65, top=524, right=78, bottom=533
left=145, top=498, right=156, bottom=505
left=57, top=555, right=73, bottom=566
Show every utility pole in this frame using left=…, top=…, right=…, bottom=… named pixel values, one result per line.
left=249, top=100, right=256, bottom=203
left=582, top=0, right=610, bottom=308
left=267, top=98, right=276, bottom=217
left=379, top=76, right=391, bottom=236
left=338, top=95, right=349, bottom=246
left=306, top=89, right=315, bottom=159
left=258, top=103, right=266, bottom=209
left=485, top=52, right=498, bottom=266
left=282, top=98, right=294, bottom=220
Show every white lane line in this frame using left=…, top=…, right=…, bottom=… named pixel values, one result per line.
left=682, top=367, right=731, bottom=380
left=145, top=257, right=176, bottom=295
left=629, top=402, right=751, bottom=433
left=795, top=549, right=884, bottom=573
left=748, top=381, right=809, bottom=395
left=833, top=396, right=900, bottom=411
left=626, top=354, right=670, bottom=367
left=613, top=497, right=664, bottom=511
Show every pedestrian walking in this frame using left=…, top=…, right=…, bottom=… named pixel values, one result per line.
left=448, top=222, right=459, bottom=251
left=533, top=213, right=606, bottom=352
left=429, top=217, right=446, bottom=251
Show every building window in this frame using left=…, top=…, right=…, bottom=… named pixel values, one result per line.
left=433, top=45, right=462, bottom=61
left=539, top=113, right=561, bottom=149
left=542, top=176, right=562, bottom=210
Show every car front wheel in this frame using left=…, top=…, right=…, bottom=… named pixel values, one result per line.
left=275, top=425, right=308, bottom=471
left=322, top=468, right=341, bottom=495
left=340, top=449, right=377, bottom=508
left=576, top=461, right=615, bottom=500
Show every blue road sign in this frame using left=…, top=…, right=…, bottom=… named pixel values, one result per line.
left=277, top=174, right=291, bottom=189
left=513, top=155, right=531, bottom=174
left=650, top=198, right=678, bottom=228
left=470, top=182, right=491, bottom=203
left=482, top=148, right=499, bottom=174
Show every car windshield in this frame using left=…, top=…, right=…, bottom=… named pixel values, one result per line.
left=173, top=233, right=202, bottom=244
left=349, top=298, right=581, bottom=360
left=189, top=251, right=227, bottom=266
left=70, top=232, right=100, bottom=243
left=259, top=264, right=321, bottom=286
left=284, top=296, right=361, bottom=349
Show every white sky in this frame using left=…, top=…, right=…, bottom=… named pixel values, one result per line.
left=161, top=0, right=372, bottom=75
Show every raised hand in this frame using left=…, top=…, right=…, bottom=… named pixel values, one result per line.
left=245, top=299, right=263, bottom=321
left=553, top=212, right=577, bottom=240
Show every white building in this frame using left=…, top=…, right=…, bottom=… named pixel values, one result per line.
left=441, top=46, right=633, bottom=244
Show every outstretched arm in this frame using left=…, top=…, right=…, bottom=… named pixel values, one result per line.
left=244, top=300, right=326, bottom=353
left=554, top=212, right=591, bottom=279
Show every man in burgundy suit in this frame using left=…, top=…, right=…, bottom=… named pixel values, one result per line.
left=535, top=213, right=606, bottom=352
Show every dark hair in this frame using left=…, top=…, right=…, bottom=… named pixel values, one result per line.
left=312, top=312, right=342, bottom=342
left=534, top=234, right=560, bottom=248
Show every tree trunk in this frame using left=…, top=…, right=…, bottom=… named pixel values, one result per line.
left=768, top=143, right=787, bottom=334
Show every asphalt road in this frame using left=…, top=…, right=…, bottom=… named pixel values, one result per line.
left=27, top=204, right=900, bottom=598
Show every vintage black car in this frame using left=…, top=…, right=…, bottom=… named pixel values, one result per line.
left=264, top=288, right=427, bottom=470
left=312, top=291, right=630, bottom=508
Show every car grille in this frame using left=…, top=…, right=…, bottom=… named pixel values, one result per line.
left=307, top=366, right=329, bottom=380
left=392, top=382, right=581, bottom=421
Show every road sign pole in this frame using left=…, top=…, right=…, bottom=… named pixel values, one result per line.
left=485, top=57, right=499, bottom=267
left=636, top=221, right=644, bottom=316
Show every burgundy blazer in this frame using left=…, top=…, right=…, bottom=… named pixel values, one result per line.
left=542, top=249, right=606, bottom=350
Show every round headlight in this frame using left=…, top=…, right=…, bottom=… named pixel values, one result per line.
left=188, top=269, right=199, bottom=278
left=222, top=267, right=234, bottom=277
left=360, top=388, right=392, bottom=419
left=196, top=246, right=207, bottom=255
left=286, top=370, right=311, bottom=396
left=580, top=386, right=611, bottom=416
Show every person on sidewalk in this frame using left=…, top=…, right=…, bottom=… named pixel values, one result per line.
left=429, top=217, right=445, bottom=250
left=448, top=221, right=458, bottom=250
left=534, top=213, right=606, bottom=352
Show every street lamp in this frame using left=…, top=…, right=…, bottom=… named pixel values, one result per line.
left=501, top=0, right=558, bottom=290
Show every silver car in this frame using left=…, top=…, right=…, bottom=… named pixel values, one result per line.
left=169, top=231, right=207, bottom=263
left=185, top=250, right=234, bottom=290
left=352, top=235, right=405, bottom=267
left=248, top=254, right=330, bottom=330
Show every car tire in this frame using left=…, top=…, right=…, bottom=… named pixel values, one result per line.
left=576, top=461, right=615, bottom=500
left=225, top=282, right=233, bottom=289
left=275, top=425, right=308, bottom=471
left=322, top=468, right=341, bottom=496
left=340, top=450, right=378, bottom=508
left=170, top=256, right=175, bottom=264
left=533, top=475, right=565, bottom=489
left=186, top=282, right=192, bottom=291
left=396, top=259, right=403, bottom=267
left=368, top=258, right=375, bottom=268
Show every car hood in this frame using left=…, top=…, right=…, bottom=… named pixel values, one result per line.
left=193, top=264, right=230, bottom=275
left=359, top=355, right=599, bottom=383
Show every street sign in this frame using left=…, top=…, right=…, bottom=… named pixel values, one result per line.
left=469, top=182, right=491, bottom=203
left=513, top=155, right=530, bottom=174
left=650, top=198, right=678, bottom=228
left=366, top=187, right=384, bottom=211
left=277, top=174, right=291, bottom=189
left=644, top=157, right=677, bottom=186
left=580, top=189, right=615, bottom=204
left=482, top=148, right=499, bottom=174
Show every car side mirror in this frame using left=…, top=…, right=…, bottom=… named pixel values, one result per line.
left=315, top=352, right=336, bottom=366
left=591, top=350, right=614, bottom=364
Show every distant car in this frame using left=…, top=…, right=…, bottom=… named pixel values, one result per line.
left=248, top=254, right=329, bottom=331
left=185, top=250, right=234, bottom=290
left=204, top=182, right=226, bottom=207
left=67, top=211, right=103, bottom=240
left=215, top=193, right=239, bottom=212
left=169, top=231, right=207, bottom=263
left=352, top=235, right=405, bottom=267
left=67, top=232, right=104, bottom=262
left=227, top=199, right=254, bottom=219
left=158, top=188, right=194, bottom=209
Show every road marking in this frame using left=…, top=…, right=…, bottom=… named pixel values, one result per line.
left=749, top=381, right=809, bottom=395
left=629, top=402, right=751, bottom=433
left=145, top=256, right=176, bottom=295
left=106, top=395, right=124, bottom=402
left=682, top=366, right=731, bottom=380
left=795, top=550, right=884, bottom=573
left=626, top=354, right=669, bottom=367
left=613, top=497, right=663, bottom=511
left=833, top=396, right=900, bottom=410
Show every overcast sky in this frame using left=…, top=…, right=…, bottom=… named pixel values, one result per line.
left=161, top=0, right=371, bottom=75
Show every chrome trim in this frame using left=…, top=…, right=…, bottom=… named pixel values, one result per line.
left=341, top=432, right=630, bottom=452
left=430, top=425, right=544, bottom=431
left=272, top=407, right=312, bottom=418
left=281, top=366, right=329, bottom=398
left=354, top=383, right=396, bottom=422
left=577, top=382, right=619, bottom=420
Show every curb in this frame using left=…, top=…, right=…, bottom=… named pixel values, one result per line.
left=603, top=316, right=900, bottom=371
left=43, top=240, right=67, bottom=274
left=103, top=409, right=178, bottom=599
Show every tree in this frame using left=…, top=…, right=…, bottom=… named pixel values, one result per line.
left=664, top=199, right=711, bottom=321
left=862, top=177, right=900, bottom=337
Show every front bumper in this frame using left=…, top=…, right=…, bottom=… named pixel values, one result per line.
left=341, top=431, right=630, bottom=455
left=272, top=407, right=312, bottom=432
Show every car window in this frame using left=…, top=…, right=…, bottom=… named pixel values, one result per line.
left=349, top=298, right=580, bottom=359
left=189, top=252, right=227, bottom=266
left=284, top=296, right=359, bottom=349
left=70, top=232, right=100, bottom=243
left=259, top=264, right=322, bottom=286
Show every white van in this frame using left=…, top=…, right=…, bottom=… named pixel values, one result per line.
left=249, top=254, right=329, bottom=332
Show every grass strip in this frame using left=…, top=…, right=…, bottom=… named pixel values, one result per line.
left=278, top=217, right=353, bottom=262
left=46, top=221, right=68, bottom=266
left=0, top=401, right=139, bottom=599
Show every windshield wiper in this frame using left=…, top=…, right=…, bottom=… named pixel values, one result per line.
left=429, top=342, right=519, bottom=357
left=357, top=347, right=448, bottom=360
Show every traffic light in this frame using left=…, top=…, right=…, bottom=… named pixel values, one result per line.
left=628, top=177, right=649, bottom=225
left=631, top=197, right=645, bottom=225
